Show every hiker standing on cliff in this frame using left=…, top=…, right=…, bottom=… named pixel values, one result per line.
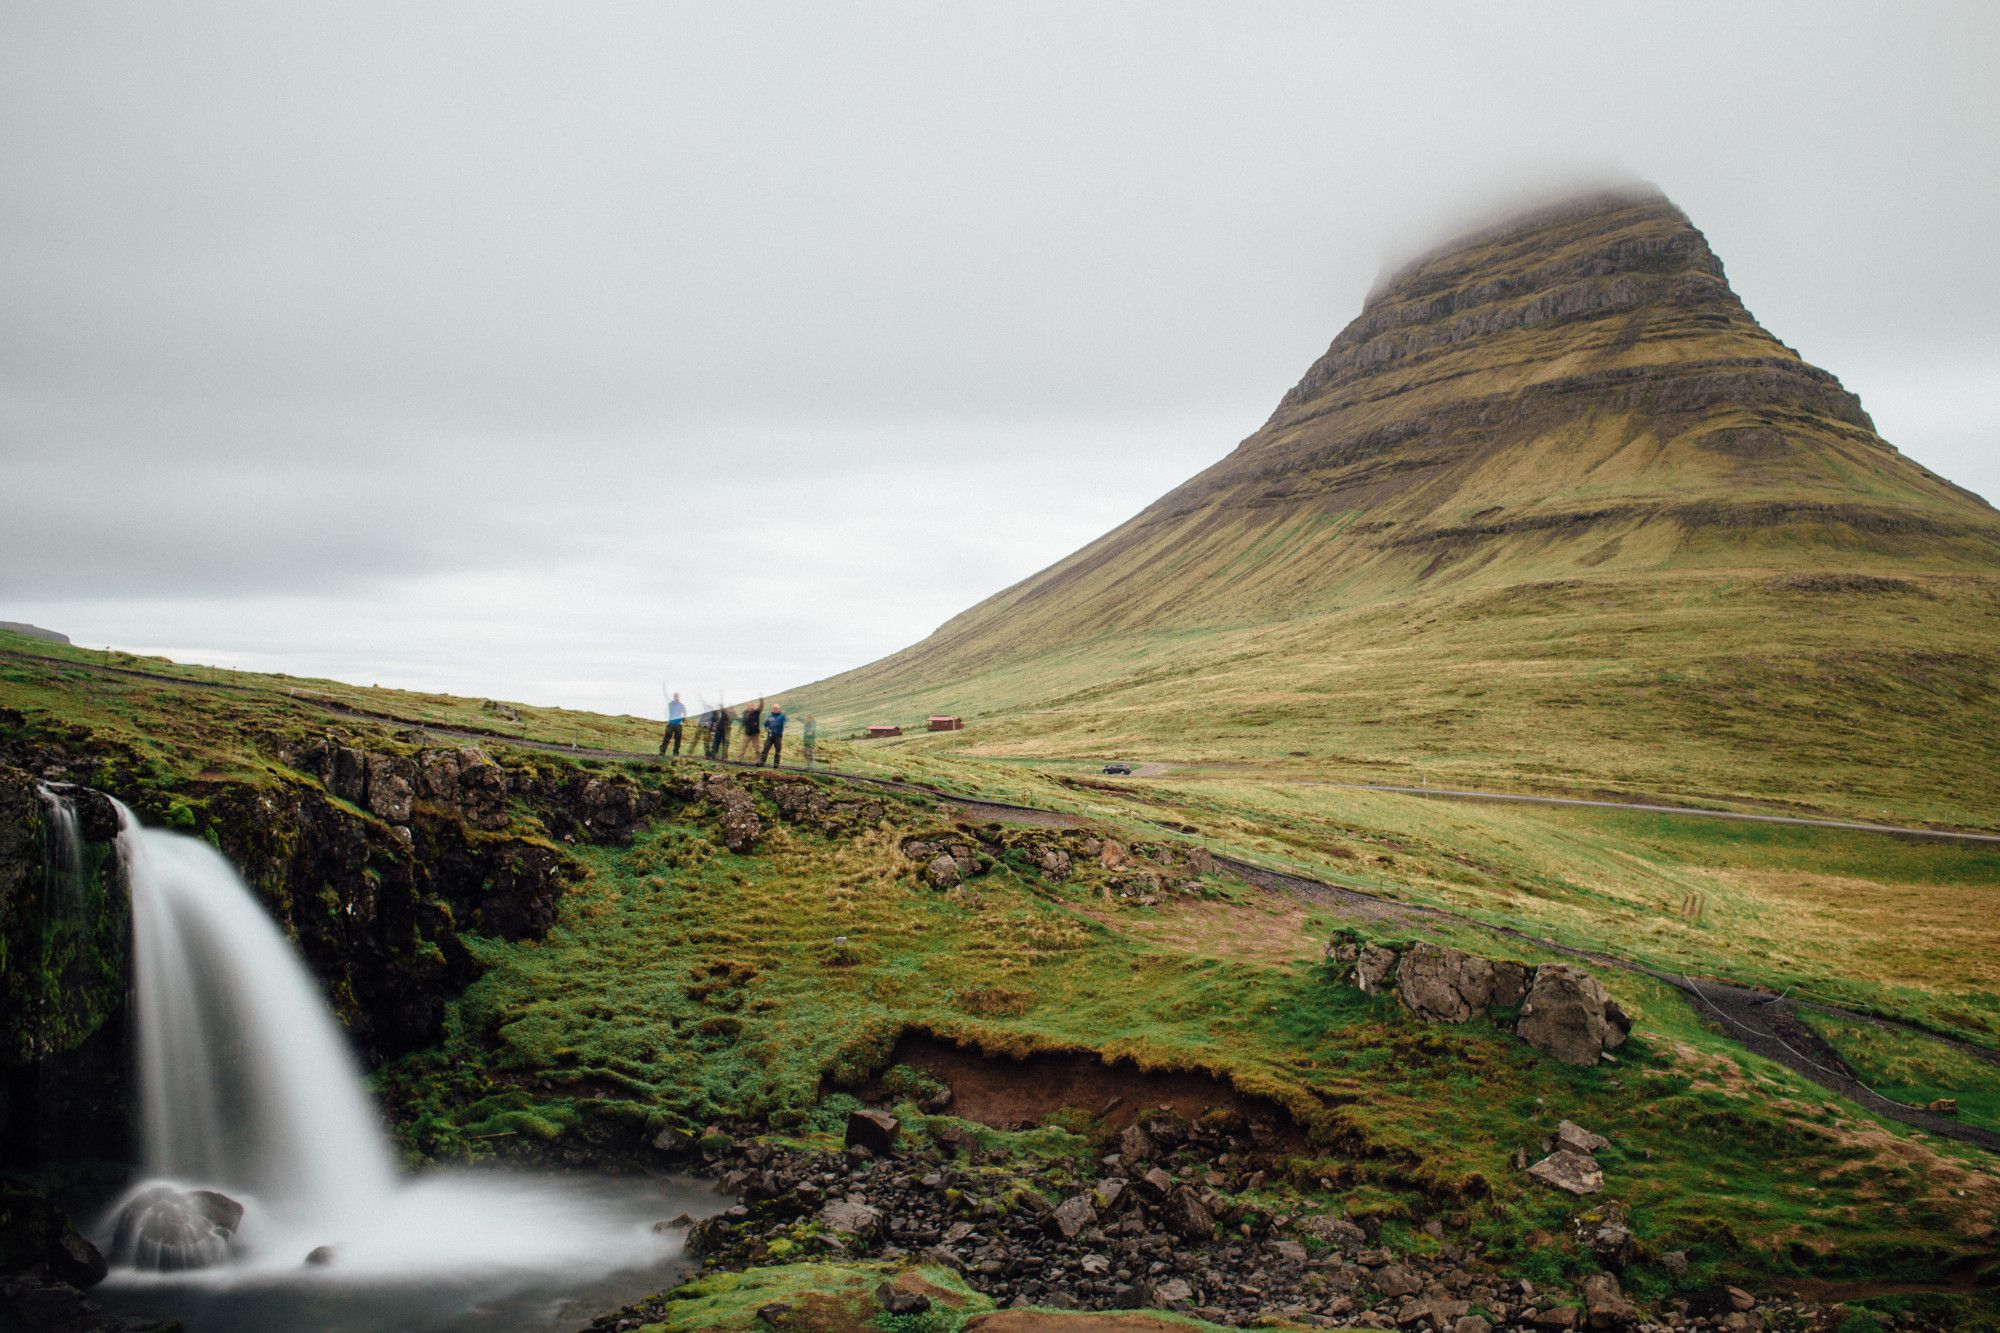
left=737, top=698, right=763, bottom=762
left=660, top=691, right=686, bottom=756
left=802, top=714, right=817, bottom=771
left=758, top=703, right=787, bottom=767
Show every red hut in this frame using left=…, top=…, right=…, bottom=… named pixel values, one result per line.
left=927, top=715, right=964, bottom=732
left=866, top=724, right=903, bottom=738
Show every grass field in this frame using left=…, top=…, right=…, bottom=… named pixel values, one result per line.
left=8, top=629, right=1999, bottom=1304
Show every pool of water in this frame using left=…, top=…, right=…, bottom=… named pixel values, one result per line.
left=93, top=1170, right=722, bottom=1333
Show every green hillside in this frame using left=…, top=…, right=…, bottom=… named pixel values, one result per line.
left=792, top=189, right=2000, bottom=828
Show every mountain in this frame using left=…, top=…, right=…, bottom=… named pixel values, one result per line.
left=797, top=187, right=2000, bottom=825
left=0, top=622, right=70, bottom=645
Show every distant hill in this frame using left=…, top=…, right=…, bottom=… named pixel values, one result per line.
left=795, top=187, right=2000, bottom=825
left=0, top=622, right=70, bottom=645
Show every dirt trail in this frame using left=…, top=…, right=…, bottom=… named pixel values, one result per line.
left=10, top=646, right=1997, bottom=1150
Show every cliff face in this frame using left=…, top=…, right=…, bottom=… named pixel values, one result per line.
left=806, top=187, right=2000, bottom=688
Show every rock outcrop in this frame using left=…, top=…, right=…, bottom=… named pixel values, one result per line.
left=1331, top=938, right=1630, bottom=1066
left=1516, top=965, right=1632, bottom=1068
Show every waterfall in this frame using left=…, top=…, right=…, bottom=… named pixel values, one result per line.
left=36, top=782, right=87, bottom=907
left=117, top=801, right=399, bottom=1220
left=91, top=798, right=711, bottom=1309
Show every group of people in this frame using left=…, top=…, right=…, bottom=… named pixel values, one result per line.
left=660, top=691, right=817, bottom=770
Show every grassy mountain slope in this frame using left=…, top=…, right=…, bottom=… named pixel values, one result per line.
left=5, top=636, right=1997, bottom=1326
left=792, top=190, right=2000, bottom=826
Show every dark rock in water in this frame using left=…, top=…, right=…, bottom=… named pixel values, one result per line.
left=845, top=1108, right=900, bottom=1155
left=109, top=1186, right=243, bottom=1272
left=304, top=1244, right=335, bottom=1266
left=0, top=1182, right=109, bottom=1289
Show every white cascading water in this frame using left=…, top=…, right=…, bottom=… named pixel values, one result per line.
left=121, top=814, right=399, bottom=1218
left=85, top=796, right=716, bottom=1328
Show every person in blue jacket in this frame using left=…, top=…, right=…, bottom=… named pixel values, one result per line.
left=660, top=691, right=686, bottom=756
left=758, top=703, right=788, bottom=767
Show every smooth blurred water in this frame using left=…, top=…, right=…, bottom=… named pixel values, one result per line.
left=93, top=804, right=721, bottom=1330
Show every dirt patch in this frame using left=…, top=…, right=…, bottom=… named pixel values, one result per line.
left=884, top=1032, right=1306, bottom=1147
left=1772, top=572, right=1919, bottom=595
left=968, top=1317, right=1211, bottom=1333
left=1079, top=896, right=1317, bottom=967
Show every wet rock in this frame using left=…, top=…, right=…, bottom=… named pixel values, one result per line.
left=844, top=1109, right=900, bottom=1156
left=108, top=1186, right=244, bottom=1271
left=1517, top=965, right=1629, bottom=1066
left=1, top=1185, right=109, bottom=1289
left=1354, top=944, right=1399, bottom=995
left=1525, top=1148, right=1603, bottom=1195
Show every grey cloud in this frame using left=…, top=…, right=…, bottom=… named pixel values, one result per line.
left=3, top=1, right=1996, bottom=713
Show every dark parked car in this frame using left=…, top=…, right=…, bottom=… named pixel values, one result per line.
left=1102, top=762, right=1133, bottom=775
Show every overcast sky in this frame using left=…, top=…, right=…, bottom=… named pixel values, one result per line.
left=4, top=3, right=1996, bottom=718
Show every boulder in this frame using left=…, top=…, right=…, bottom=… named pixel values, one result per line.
left=1525, top=1148, right=1603, bottom=1195
left=1158, top=1186, right=1215, bottom=1240
left=1100, top=839, right=1129, bottom=870
left=845, top=1108, right=901, bottom=1155
left=1371, top=1263, right=1422, bottom=1298
left=1517, top=965, right=1628, bottom=1066
left=1491, top=960, right=1533, bottom=1008
left=0, top=1184, right=107, bottom=1289
left=108, top=1186, right=244, bottom=1272
left=1354, top=944, right=1399, bottom=995
left=1555, top=1120, right=1610, bottom=1154
left=1396, top=942, right=1497, bottom=1022
left=818, top=1199, right=883, bottom=1240
left=1579, top=1272, right=1635, bottom=1329
left=876, top=1282, right=931, bottom=1315
left=1046, top=1194, right=1097, bottom=1240
left=1143, top=1276, right=1194, bottom=1308
left=1117, top=1122, right=1155, bottom=1163
left=1294, top=1214, right=1368, bottom=1251
left=925, top=855, right=962, bottom=889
